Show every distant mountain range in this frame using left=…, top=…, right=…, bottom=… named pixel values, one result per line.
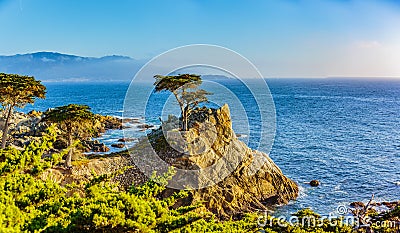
left=0, top=52, right=145, bottom=82
left=0, top=52, right=239, bottom=82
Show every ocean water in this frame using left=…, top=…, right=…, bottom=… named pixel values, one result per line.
left=21, top=78, right=400, bottom=215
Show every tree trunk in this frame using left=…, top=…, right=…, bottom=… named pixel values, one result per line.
left=1, top=105, right=13, bottom=149
left=173, top=90, right=186, bottom=131
left=183, top=106, right=189, bottom=131
left=65, top=126, right=73, bottom=168
left=185, top=107, right=195, bottom=132
left=66, top=148, right=73, bottom=168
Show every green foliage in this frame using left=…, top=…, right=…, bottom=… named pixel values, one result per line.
left=43, top=104, right=94, bottom=125
left=153, top=74, right=202, bottom=93
left=0, top=126, right=65, bottom=232
left=0, top=73, right=46, bottom=149
left=171, top=213, right=260, bottom=233
left=369, top=205, right=400, bottom=232
left=0, top=73, right=46, bottom=107
left=293, top=208, right=322, bottom=219
left=0, top=125, right=64, bottom=175
left=380, top=205, right=400, bottom=221
left=44, top=104, right=95, bottom=166
left=233, top=209, right=355, bottom=233
left=0, top=132, right=205, bottom=232
left=43, top=104, right=96, bottom=142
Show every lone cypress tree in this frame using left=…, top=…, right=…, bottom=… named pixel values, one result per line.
left=0, top=73, right=46, bottom=149
left=44, top=104, right=94, bottom=168
left=154, top=74, right=211, bottom=130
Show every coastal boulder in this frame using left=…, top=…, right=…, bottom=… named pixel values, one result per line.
left=92, top=143, right=110, bottom=152
left=310, top=180, right=320, bottom=187
left=111, top=143, right=125, bottom=148
left=98, top=115, right=123, bottom=130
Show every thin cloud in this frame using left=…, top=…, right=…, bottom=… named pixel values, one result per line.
left=355, top=40, right=383, bottom=49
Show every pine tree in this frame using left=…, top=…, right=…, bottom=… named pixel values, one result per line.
left=154, top=74, right=211, bottom=130
left=0, top=73, right=46, bottom=149
left=44, top=104, right=94, bottom=167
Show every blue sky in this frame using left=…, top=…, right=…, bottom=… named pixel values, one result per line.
left=0, top=0, right=399, bottom=77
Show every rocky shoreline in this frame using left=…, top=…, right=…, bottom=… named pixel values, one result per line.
left=3, top=106, right=398, bottom=223
left=0, top=110, right=151, bottom=153
left=30, top=104, right=298, bottom=218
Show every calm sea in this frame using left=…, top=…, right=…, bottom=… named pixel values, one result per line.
left=21, top=78, right=400, bottom=215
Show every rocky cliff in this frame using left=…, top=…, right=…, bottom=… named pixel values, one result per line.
left=126, top=104, right=298, bottom=218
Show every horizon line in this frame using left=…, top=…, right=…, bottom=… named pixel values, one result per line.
left=1, top=51, right=399, bottom=80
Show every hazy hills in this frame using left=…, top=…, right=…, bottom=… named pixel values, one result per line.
left=0, top=52, right=145, bottom=82
left=0, top=52, right=240, bottom=83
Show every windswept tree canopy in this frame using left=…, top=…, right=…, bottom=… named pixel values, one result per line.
left=44, top=104, right=95, bottom=167
left=182, top=89, right=211, bottom=107
left=0, top=73, right=46, bottom=108
left=153, top=74, right=211, bottom=130
left=154, top=74, right=202, bottom=93
left=0, top=73, right=46, bottom=148
left=44, top=104, right=94, bottom=124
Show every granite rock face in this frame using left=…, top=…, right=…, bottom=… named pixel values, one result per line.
left=0, top=111, right=47, bottom=149
left=127, top=104, right=298, bottom=218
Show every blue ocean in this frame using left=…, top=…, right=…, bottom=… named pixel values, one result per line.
left=21, top=78, right=400, bottom=216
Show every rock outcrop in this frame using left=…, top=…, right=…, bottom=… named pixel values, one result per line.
left=126, top=104, right=298, bottom=218
left=0, top=111, right=122, bottom=152
left=0, top=111, right=47, bottom=150
left=81, top=140, right=110, bottom=152
left=97, top=115, right=123, bottom=132
left=41, top=153, right=146, bottom=188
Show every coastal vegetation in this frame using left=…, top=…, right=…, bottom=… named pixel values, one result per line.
left=154, top=74, right=211, bottom=131
left=0, top=73, right=46, bottom=149
left=0, top=72, right=124, bottom=165
left=0, top=130, right=398, bottom=232
left=43, top=104, right=96, bottom=168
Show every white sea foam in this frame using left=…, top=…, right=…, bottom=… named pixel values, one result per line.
left=297, top=185, right=308, bottom=198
